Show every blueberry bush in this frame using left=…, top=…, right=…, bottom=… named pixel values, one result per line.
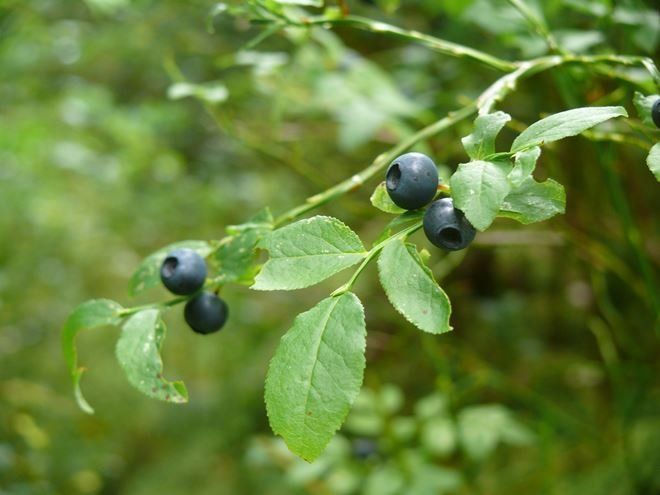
left=61, top=0, right=659, bottom=466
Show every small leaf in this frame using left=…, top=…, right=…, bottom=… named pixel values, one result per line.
left=450, top=160, right=511, bottom=231
left=646, top=143, right=660, bottom=181
left=116, top=309, right=188, bottom=404
left=265, top=293, right=367, bottom=461
left=128, top=240, right=212, bottom=296
left=462, top=111, right=511, bottom=159
left=458, top=404, right=534, bottom=461
left=508, top=146, right=541, bottom=187
left=378, top=240, right=452, bottom=334
left=252, top=216, right=367, bottom=291
left=499, top=177, right=566, bottom=224
left=215, top=209, right=274, bottom=283
left=370, top=182, right=406, bottom=214
left=634, top=92, right=660, bottom=127
left=167, top=82, right=229, bottom=105
left=511, top=106, right=628, bottom=152
left=62, top=299, right=123, bottom=414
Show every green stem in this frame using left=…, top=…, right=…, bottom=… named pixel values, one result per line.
left=331, top=220, right=423, bottom=296
left=293, top=15, right=517, bottom=72
left=118, top=296, right=187, bottom=317
left=274, top=105, right=477, bottom=227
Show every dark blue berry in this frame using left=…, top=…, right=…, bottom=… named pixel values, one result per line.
left=652, top=99, right=660, bottom=128
left=160, top=248, right=207, bottom=295
left=423, top=198, right=476, bottom=251
left=184, top=292, right=228, bottom=335
left=386, top=152, right=439, bottom=210
left=352, top=438, right=377, bottom=460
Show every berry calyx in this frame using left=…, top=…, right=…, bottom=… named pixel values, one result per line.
left=423, top=198, right=476, bottom=251
left=385, top=152, right=439, bottom=210
left=160, top=248, right=207, bottom=295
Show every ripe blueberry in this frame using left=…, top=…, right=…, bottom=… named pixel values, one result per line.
left=160, top=248, right=207, bottom=295
left=423, top=198, right=476, bottom=251
left=386, top=152, right=439, bottom=210
left=184, top=291, right=228, bottom=335
left=652, top=98, right=660, bottom=128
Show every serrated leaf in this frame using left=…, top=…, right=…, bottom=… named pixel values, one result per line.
left=509, top=146, right=541, bottom=187
left=450, top=160, right=511, bottom=231
left=215, top=209, right=274, bottom=283
left=646, top=143, right=660, bottom=181
left=116, top=309, right=188, bottom=404
left=252, top=216, right=367, bottom=291
left=61, top=299, right=123, bottom=414
left=462, top=111, right=511, bottom=159
left=378, top=240, right=452, bottom=334
left=128, top=240, right=212, bottom=296
left=499, top=177, right=566, bottom=224
left=370, top=182, right=406, bottom=214
left=265, top=293, right=366, bottom=461
left=633, top=92, right=660, bottom=127
left=511, top=106, right=628, bottom=152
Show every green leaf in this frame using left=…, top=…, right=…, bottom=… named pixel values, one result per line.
left=511, top=106, right=628, bottom=152
left=370, top=182, right=406, bottom=214
left=252, top=216, right=367, bottom=291
left=509, top=146, right=541, bottom=187
left=499, top=177, right=566, bottom=224
left=116, top=309, right=188, bottom=404
left=458, top=404, right=534, bottom=461
left=128, top=240, right=212, bottom=296
left=633, top=92, right=660, bottom=127
left=265, top=293, right=367, bottom=461
left=61, top=299, right=123, bottom=414
left=215, top=209, right=273, bottom=283
left=421, top=417, right=457, bottom=457
left=378, top=240, right=452, bottom=334
left=461, top=111, right=511, bottom=160
left=450, top=160, right=511, bottom=231
left=646, top=143, right=660, bottom=181
left=167, top=82, right=229, bottom=105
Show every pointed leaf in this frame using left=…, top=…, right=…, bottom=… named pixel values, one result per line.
left=509, top=146, right=541, bottom=187
left=129, top=240, right=212, bottom=296
left=462, top=111, right=511, bottom=159
left=646, top=143, right=660, bottom=181
left=378, top=240, right=452, bottom=334
left=252, top=216, right=367, bottom=291
left=62, top=299, right=123, bottom=414
left=370, top=182, right=406, bottom=214
left=499, top=177, right=566, bottom=224
left=265, top=293, right=366, bottom=461
left=450, top=160, right=511, bottom=231
left=511, top=106, right=628, bottom=152
left=116, top=309, right=188, bottom=404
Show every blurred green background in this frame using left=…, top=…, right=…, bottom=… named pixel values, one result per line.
left=1, top=0, right=659, bottom=494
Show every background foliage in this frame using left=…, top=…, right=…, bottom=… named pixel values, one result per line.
left=1, top=0, right=659, bottom=493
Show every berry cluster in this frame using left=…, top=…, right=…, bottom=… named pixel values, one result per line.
left=385, top=152, right=476, bottom=251
left=160, top=248, right=228, bottom=334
